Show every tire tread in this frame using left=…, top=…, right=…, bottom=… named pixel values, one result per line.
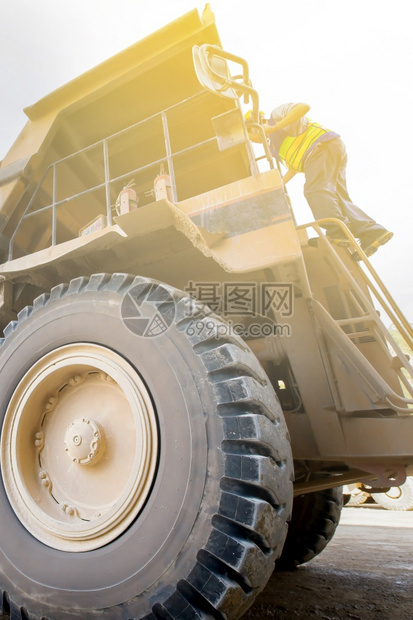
left=0, top=273, right=293, bottom=619
left=277, top=486, right=343, bottom=570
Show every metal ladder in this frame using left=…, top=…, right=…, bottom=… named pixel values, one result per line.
left=298, top=218, right=413, bottom=414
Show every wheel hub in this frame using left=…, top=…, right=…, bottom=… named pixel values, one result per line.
left=1, top=344, right=159, bottom=552
left=64, top=417, right=102, bottom=465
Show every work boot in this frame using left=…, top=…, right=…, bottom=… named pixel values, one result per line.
left=362, top=230, right=393, bottom=257
left=352, top=229, right=393, bottom=261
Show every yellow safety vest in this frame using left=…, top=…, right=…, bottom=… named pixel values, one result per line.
left=278, top=121, right=331, bottom=172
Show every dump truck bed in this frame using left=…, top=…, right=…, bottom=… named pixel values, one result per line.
left=0, top=5, right=251, bottom=258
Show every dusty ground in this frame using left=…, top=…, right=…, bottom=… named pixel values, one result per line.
left=1, top=505, right=412, bottom=619
left=245, top=505, right=413, bottom=620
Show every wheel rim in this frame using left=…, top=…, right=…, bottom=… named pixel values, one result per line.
left=1, top=343, right=158, bottom=552
left=385, top=486, right=402, bottom=500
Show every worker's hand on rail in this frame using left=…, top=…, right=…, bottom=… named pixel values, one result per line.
left=247, top=127, right=264, bottom=143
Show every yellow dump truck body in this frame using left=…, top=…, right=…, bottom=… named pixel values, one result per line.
left=0, top=6, right=412, bottom=620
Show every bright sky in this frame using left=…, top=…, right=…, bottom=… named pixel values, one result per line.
left=0, top=0, right=412, bottom=320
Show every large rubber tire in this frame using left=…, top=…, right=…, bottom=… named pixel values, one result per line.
left=276, top=486, right=343, bottom=570
left=345, top=485, right=370, bottom=507
left=371, top=477, right=413, bottom=511
left=0, top=274, right=293, bottom=620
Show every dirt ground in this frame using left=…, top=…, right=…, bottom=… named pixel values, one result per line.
left=245, top=505, right=413, bottom=620
left=1, top=505, right=412, bottom=620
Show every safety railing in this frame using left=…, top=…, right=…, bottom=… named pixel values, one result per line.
left=8, top=91, right=255, bottom=261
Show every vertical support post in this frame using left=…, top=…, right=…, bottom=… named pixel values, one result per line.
left=103, top=140, right=112, bottom=225
left=161, top=111, right=177, bottom=202
left=52, top=163, right=57, bottom=246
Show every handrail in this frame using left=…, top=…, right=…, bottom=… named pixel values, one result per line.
left=298, top=218, right=413, bottom=349
left=312, top=299, right=413, bottom=413
left=193, top=44, right=259, bottom=116
left=7, top=91, right=229, bottom=261
left=298, top=218, right=413, bottom=412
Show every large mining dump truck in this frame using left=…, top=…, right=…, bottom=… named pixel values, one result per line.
left=0, top=5, right=412, bottom=620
